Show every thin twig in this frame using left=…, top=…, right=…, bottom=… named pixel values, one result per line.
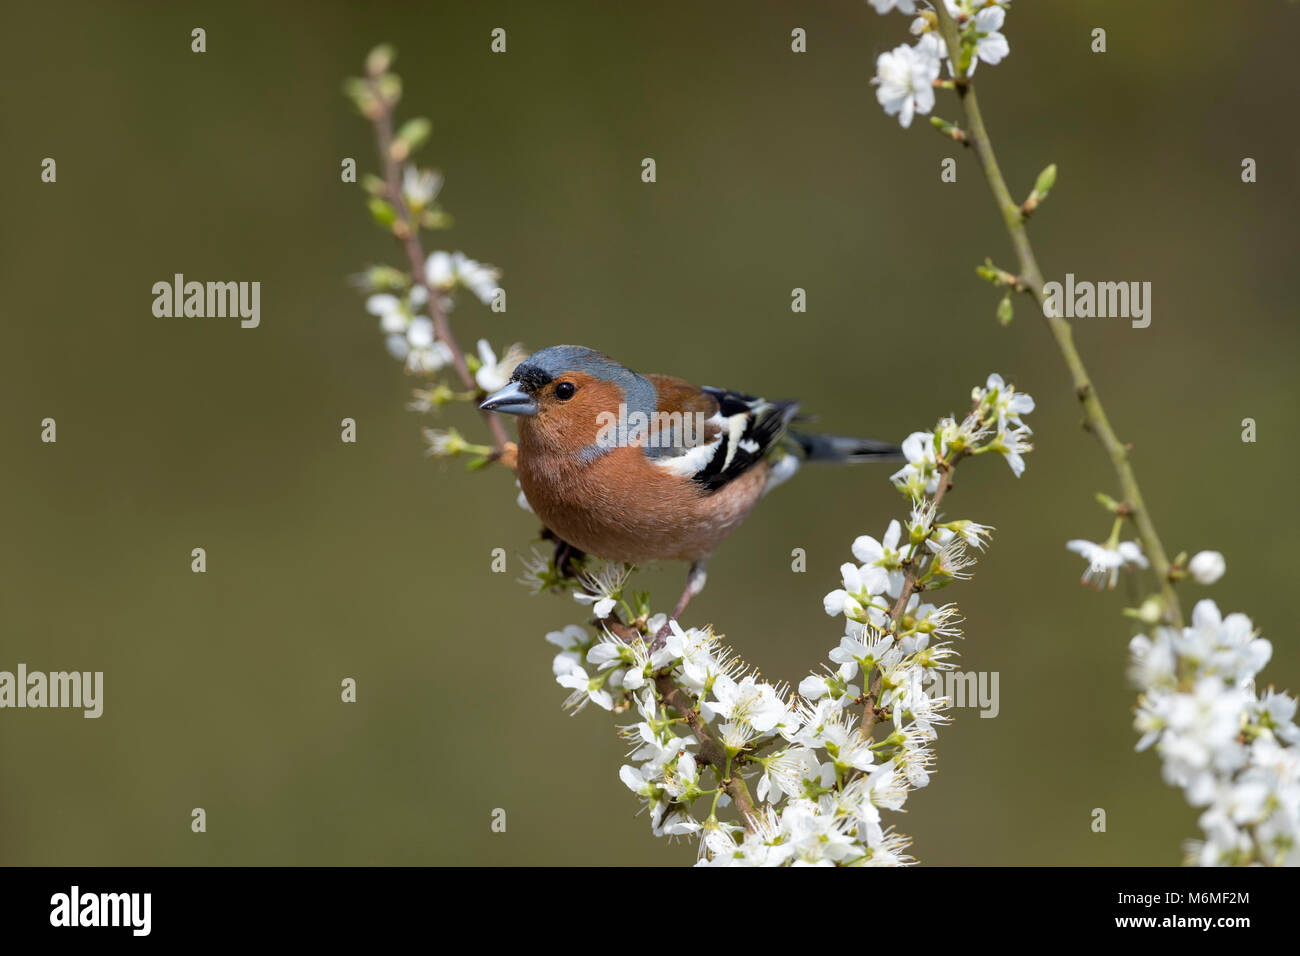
left=364, top=74, right=513, bottom=459
left=932, top=5, right=1183, bottom=627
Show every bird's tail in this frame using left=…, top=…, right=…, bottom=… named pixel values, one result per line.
left=787, top=430, right=904, bottom=464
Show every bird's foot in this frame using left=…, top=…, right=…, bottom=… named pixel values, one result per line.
left=648, top=560, right=709, bottom=654
left=541, top=528, right=586, bottom=581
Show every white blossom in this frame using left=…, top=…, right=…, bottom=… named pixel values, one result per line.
left=963, top=6, right=1010, bottom=76
left=868, top=0, right=917, bottom=14
left=1066, top=537, right=1148, bottom=590
left=705, top=675, right=789, bottom=735
left=557, top=665, right=614, bottom=713
left=426, top=250, right=501, bottom=305
left=573, top=563, right=631, bottom=620
left=890, top=430, right=942, bottom=496
left=873, top=43, right=939, bottom=129
left=474, top=340, right=508, bottom=392
left=875, top=0, right=1015, bottom=127
left=401, top=165, right=443, bottom=209
left=972, top=372, right=1034, bottom=431
left=365, top=287, right=423, bottom=334
left=1130, top=600, right=1298, bottom=865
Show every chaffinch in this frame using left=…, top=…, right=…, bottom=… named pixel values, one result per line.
left=480, top=345, right=902, bottom=640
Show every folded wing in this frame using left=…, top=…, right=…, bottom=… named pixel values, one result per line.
left=644, top=375, right=800, bottom=492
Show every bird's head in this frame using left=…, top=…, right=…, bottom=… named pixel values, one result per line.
left=479, top=345, right=657, bottom=456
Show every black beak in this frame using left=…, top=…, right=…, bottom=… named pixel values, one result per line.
left=479, top=382, right=538, bottom=416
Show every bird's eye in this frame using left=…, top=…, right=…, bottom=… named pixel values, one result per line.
left=554, top=381, right=577, bottom=401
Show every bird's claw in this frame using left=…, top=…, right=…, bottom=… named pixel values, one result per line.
left=541, top=528, right=587, bottom=581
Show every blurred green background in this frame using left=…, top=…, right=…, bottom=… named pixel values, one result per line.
left=2, top=1, right=1296, bottom=866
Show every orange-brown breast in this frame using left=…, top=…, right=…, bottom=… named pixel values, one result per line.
left=517, top=428, right=769, bottom=564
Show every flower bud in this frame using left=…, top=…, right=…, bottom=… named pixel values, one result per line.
left=366, top=44, right=395, bottom=77
left=997, top=294, right=1013, bottom=325
left=1188, top=550, right=1226, bottom=585
left=1134, top=595, right=1164, bottom=625
left=1033, top=163, right=1057, bottom=200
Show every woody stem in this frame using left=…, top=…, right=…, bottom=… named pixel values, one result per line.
left=654, top=675, right=759, bottom=833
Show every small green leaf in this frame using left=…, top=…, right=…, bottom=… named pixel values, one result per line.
left=421, top=209, right=453, bottom=230
left=375, top=73, right=401, bottom=105
left=363, top=265, right=410, bottom=291
left=396, top=117, right=432, bottom=152
left=368, top=197, right=397, bottom=228
left=342, top=77, right=377, bottom=115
